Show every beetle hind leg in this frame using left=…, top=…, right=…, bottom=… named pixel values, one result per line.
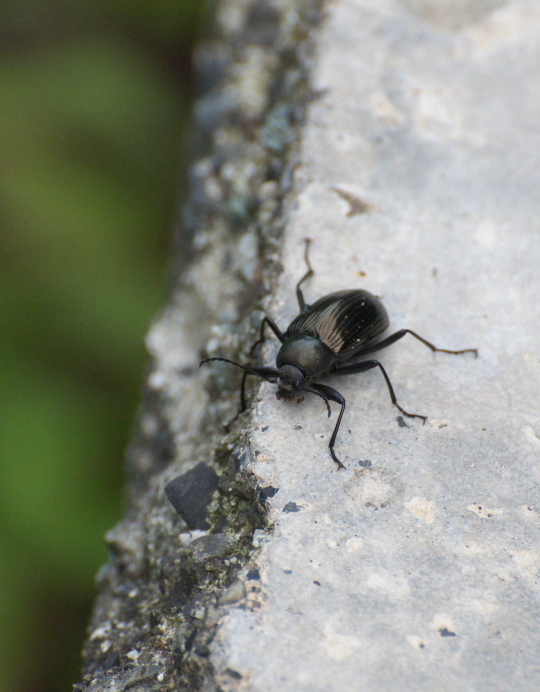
left=296, top=238, right=315, bottom=313
left=334, top=359, right=427, bottom=423
left=355, top=329, right=478, bottom=359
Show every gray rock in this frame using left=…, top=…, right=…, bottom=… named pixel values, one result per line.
left=190, top=534, right=233, bottom=562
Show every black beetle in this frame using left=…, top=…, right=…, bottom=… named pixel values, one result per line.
left=200, top=239, right=478, bottom=469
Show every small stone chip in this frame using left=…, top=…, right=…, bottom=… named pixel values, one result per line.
left=165, top=462, right=219, bottom=530
left=219, top=579, right=246, bottom=605
left=259, top=485, right=279, bottom=503
left=190, top=534, right=232, bottom=562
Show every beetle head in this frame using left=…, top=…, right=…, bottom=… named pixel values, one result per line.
left=275, top=363, right=306, bottom=400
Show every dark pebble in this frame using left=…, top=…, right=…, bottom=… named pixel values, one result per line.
left=283, top=501, right=300, bottom=513
left=165, top=462, right=219, bottom=530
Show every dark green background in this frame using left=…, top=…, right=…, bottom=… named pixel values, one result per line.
left=0, top=2, right=204, bottom=690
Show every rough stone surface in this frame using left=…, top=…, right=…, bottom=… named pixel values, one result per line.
left=209, top=0, right=540, bottom=690
left=76, top=1, right=323, bottom=690
left=190, top=534, right=234, bottom=563
left=77, top=0, right=540, bottom=690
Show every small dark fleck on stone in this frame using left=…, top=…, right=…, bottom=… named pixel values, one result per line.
left=260, top=485, right=279, bottom=504
left=195, top=644, right=210, bottom=657
left=358, top=459, right=372, bottom=468
left=294, top=424, right=302, bottom=430
left=283, top=569, right=292, bottom=574
left=313, top=580, right=321, bottom=586
left=283, top=501, right=301, bottom=513
left=396, top=416, right=409, bottom=428
left=225, top=668, right=243, bottom=680
left=247, top=568, right=260, bottom=580
left=261, top=426, right=269, bottom=432
left=419, top=643, right=425, bottom=649
left=439, top=627, right=457, bottom=637
left=165, top=462, right=219, bottom=530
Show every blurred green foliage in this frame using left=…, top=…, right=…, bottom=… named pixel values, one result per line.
left=0, top=2, right=205, bottom=690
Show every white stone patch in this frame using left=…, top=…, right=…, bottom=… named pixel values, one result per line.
left=405, top=497, right=437, bottom=525
left=467, top=504, right=504, bottom=519
left=320, top=621, right=363, bottom=662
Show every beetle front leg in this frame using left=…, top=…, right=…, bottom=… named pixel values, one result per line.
left=249, top=316, right=284, bottom=357
left=226, top=368, right=254, bottom=429
left=309, top=383, right=347, bottom=470
left=229, top=366, right=274, bottom=429
left=199, top=358, right=279, bottom=427
left=334, top=360, right=427, bottom=423
left=223, top=317, right=284, bottom=425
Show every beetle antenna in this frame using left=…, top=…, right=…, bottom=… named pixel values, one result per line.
left=200, top=356, right=245, bottom=370
left=199, top=357, right=277, bottom=383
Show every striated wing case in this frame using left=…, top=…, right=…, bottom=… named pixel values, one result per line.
left=285, top=290, right=389, bottom=359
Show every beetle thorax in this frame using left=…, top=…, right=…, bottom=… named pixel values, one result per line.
left=276, top=363, right=306, bottom=400
left=276, top=334, right=335, bottom=380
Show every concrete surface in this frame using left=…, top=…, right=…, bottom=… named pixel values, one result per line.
left=210, top=1, right=540, bottom=689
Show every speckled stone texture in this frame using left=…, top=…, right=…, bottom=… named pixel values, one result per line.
left=210, top=1, right=540, bottom=690
left=77, top=1, right=540, bottom=690
left=76, top=1, right=323, bottom=690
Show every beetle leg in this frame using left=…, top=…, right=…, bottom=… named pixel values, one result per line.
left=199, top=357, right=279, bottom=428
left=354, top=329, right=478, bottom=358
left=248, top=316, right=284, bottom=358
left=242, top=316, right=284, bottom=413
left=296, top=237, right=314, bottom=313
left=227, top=368, right=251, bottom=429
left=231, top=368, right=255, bottom=428
left=333, top=359, right=427, bottom=423
left=309, top=383, right=347, bottom=470
left=239, top=369, right=250, bottom=411
left=300, top=386, right=331, bottom=418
